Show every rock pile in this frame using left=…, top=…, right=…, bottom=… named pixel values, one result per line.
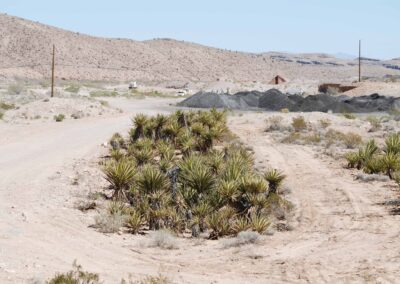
left=178, top=89, right=400, bottom=113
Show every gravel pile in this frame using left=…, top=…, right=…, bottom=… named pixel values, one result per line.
left=179, top=89, right=400, bottom=113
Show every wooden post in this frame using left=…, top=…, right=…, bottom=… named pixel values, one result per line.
left=358, top=40, right=361, bottom=82
left=51, top=44, right=55, bottom=97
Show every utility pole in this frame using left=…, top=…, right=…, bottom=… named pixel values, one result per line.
left=51, top=44, right=55, bottom=97
left=358, top=40, right=361, bottom=82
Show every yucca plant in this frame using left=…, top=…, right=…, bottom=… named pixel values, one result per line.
left=217, top=180, right=240, bottom=204
left=250, top=214, right=270, bottom=234
left=382, top=152, right=400, bottom=179
left=363, top=155, right=384, bottom=174
left=264, top=169, right=286, bottom=195
left=104, top=159, right=136, bottom=199
left=174, top=110, right=187, bottom=127
left=197, top=111, right=214, bottom=128
left=177, top=130, right=195, bottom=156
left=154, top=114, right=168, bottom=140
left=133, top=147, right=153, bottom=166
left=356, top=139, right=378, bottom=170
left=137, top=165, right=170, bottom=194
left=110, top=149, right=124, bottom=161
left=344, top=152, right=360, bottom=168
left=107, top=200, right=128, bottom=215
left=384, top=133, right=400, bottom=155
left=131, top=114, right=148, bottom=141
left=109, top=132, right=125, bottom=150
left=393, top=172, right=400, bottom=188
left=210, top=108, right=227, bottom=124
left=192, top=201, right=212, bottom=231
left=232, top=216, right=251, bottom=234
left=191, top=122, right=205, bottom=136
left=206, top=211, right=232, bottom=239
left=163, top=120, right=181, bottom=144
left=207, top=150, right=225, bottom=174
left=240, top=175, right=269, bottom=195
left=126, top=210, right=143, bottom=234
left=179, top=154, right=216, bottom=195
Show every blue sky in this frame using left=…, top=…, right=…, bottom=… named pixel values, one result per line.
left=1, top=0, right=399, bottom=59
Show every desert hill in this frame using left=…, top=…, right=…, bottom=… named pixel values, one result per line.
left=0, top=13, right=399, bottom=84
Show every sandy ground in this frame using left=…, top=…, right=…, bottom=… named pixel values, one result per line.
left=1, top=97, right=400, bottom=283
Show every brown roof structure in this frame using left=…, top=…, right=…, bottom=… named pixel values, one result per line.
left=269, top=75, right=287, bottom=85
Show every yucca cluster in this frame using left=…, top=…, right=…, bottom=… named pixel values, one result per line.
left=345, top=133, right=400, bottom=181
left=103, top=109, right=288, bottom=239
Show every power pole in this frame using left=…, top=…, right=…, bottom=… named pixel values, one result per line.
left=358, top=40, right=361, bottom=82
left=51, top=44, right=55, bottom=97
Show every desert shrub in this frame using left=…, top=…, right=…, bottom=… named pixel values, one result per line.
left=281, top=132, right=301, bottom=144
left=280, top=108, right=289, bottom=113
left=47, top=261, right=100, bottom=284
left=343, top=112, right=356, bottom=120
left=266, top=116, right=284, bottom=131
left=291, top=116, right=307, bottom=132
left=65, top=84, right=80, bottom=93
left=318, top=118, right=331, bottom=129
left=0, top=112, right=3, bottom=120
left=93, top=211, right=127, bottom=233
left=8, top=83, right=24, bottom=95
left=54, top=114, right=65, bottom=122
left=122, top=274, right=171, bottom=284
left=99, top=110, right=289, bottom=239
left=356, top=173, right=390, bottom=183
left=342, top=132, right=362, bottom=149
left=366, top=115, right=381, bottom=132
left=222, top=231, right=261, bottom=248
left=304, top=132, right=322, bottom=144
left=146, top=230, right=178, bottom=249
left=90, top=90, right=118, bottom=97
left=0, top=101, right=15, bottom=110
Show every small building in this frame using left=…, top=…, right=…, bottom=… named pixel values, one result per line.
left=269, top=75, right=287, bottom=85
left=128, top=81, right=137, bottom=90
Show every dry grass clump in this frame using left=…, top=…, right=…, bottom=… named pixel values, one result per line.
left=345, top=134, right=400, bottom=183
left=98, top=109, right=289, bottom=239
left=343, top=112, right=356, bottom=120
left=318, top=118, right=331, bottom=129
left=145, top=230, right=178, bottom=250
left=54, top=114, right=65, bottom=122
left=291, top=116, right=307, bottom=132
left=265, top=115, right=285, bottom=131
left=366, top=115, right=381, bottom=132
left=278, top=116, right=362, bottom=150
left=47, top=261, right=100, bottom=284
left=0, top=101, right=15, bottom=110
left=222, top=231, right=261, bottom=248
left=7, top=83, right=24, bottom=95
left=122, top=274, right=172, bottom=284
left=65, top=84, right=80, bottom=93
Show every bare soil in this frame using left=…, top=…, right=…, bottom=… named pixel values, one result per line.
left=1, top=97, right=400, bottom=283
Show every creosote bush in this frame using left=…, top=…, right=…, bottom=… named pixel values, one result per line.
left=100, top=109, right=289, bottom=239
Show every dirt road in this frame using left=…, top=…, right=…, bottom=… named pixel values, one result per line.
left=1, top=102, right=400, bottom=283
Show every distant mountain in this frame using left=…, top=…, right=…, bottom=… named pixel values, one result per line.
left=0, top=13, right=398, bottom=83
